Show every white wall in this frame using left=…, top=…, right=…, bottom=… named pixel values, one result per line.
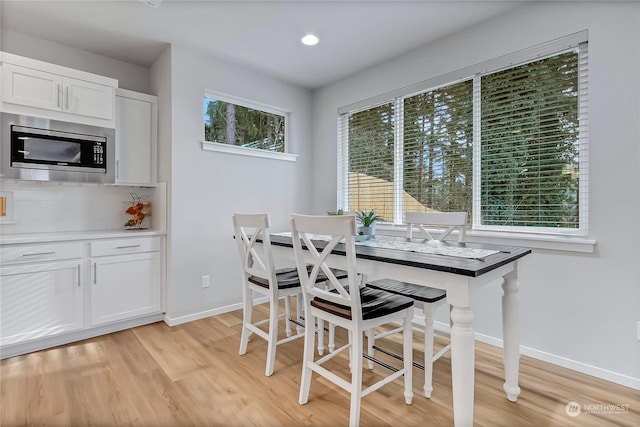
left=164, top=44, right=313, bottom=321
left=311, top=1, right=640, bottom=388
left=1, top=29, right=151, bottom=93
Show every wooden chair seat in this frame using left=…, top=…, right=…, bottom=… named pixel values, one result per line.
left=311, top=286, right=413, bottom=320
left=249, top=266, right=348, bottom=290
left=367, top=279, right=446, bottom=304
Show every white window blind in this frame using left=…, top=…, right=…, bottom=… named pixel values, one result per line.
left=403, top=80, right=474, bottom=222
left=340, top=102, right=396, bottom=222
left=476, top=48, right=586, bottom=232
left=338, top=34, right=589, bottom=235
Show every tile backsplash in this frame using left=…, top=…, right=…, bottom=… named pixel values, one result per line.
left=0, top=181, right=158, bottom=234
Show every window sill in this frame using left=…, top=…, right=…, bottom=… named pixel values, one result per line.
left=375, top=224, right=596, bottom=253
left=201, top=141, right=298, bottom=162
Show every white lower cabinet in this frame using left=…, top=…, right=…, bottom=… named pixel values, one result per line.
left=0, top=259, right=83, bottom=346
left=91, top=251, right=161, bottom=325
left=0, top=235, right=164, bottom=356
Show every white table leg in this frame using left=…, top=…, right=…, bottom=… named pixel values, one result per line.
left=450, top=303, right=475, bottom=427
left=502, top=269, right=521, bottom=401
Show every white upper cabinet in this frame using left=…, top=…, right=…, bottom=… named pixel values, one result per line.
left=1, top=63, right=61, bottom=111
left=0, top=52, right=117, bottom=127
left=64, top=76, right=114, bottom=120
left=115, top=88, right=157, bottom=185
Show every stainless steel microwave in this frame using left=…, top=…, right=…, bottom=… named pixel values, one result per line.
left=1, top=113, right=115, bottom=183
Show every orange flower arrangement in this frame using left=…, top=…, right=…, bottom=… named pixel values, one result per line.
left=124, top=193, right=151, bottom=229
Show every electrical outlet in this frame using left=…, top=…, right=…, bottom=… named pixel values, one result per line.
left=201, top=275, right=210, bottom=288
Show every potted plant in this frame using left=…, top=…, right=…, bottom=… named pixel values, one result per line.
left=355, top=209, right=384, bottom=239
left=327, top=208, right=344, bottom=216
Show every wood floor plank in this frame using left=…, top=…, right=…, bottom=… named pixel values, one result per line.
left=1, top=304, right=639, bottom=426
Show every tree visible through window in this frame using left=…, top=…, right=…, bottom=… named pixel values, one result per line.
left=480, top=52, right=580, bottom=228
left=347, top=103, right=395, bottom=220
left=339, top=41, right=588, bottom=234
left=204, top=97, right=286, bottom=152
left=403, top=81, right=474, bottom=216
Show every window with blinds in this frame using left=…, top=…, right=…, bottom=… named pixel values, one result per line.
left=479, top=51, right=582, bottom=229
left=403, top=81, right=474, bottom=221
left=337, top=35, right=588, bottom=235
left=343, top=103, right=395, bottom=221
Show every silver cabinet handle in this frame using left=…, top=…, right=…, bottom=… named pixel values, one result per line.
left=116, top=245, right=141, bottom=249
left=93, top=262, right=97, bottom=284
left=18, top=150, right=30, bottom=155
left=77, top=264, right=81, bottom=287
left=21, top=251, right=55, bottom=257
left=57, top=84, right=62, bottom=108
left=116, top=159, right=119, bottom=179
left=65, top=86, right=69, bottom=110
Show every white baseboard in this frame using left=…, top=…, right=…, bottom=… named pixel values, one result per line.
left=164, top=296, right=269, bottom=326
left=516, top=342, right=640, bottom=391
left=421, top=317, right=640, bottom=391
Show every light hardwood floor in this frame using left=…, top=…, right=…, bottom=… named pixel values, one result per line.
left=1, top=302, right=638, bottom=426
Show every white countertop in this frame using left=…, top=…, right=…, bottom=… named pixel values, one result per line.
left=0, top=229, right=167, bottom=245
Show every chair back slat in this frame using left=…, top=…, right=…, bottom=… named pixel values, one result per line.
left=291, top=214, right=361, bottom=319
left=233, top=213, right=277, bottom=284
left=405, top=211, right=468, bottom=243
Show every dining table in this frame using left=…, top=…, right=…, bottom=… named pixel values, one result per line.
left=265, top=232, right=532, bottom=427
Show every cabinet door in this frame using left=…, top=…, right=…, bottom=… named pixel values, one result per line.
left=0, top=261, right=83, bottom=346
left=64, top=77, right=114, bottom=120
left=1, top=63, right=61, bottom=111
left=115, top=95, right=152, bottom=184
left=91, top=252, right=161, bottom=325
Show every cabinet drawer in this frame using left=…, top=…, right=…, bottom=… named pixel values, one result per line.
left=0, top=242, right=84, bottom=265
left=90, top=237, right=160, bottom=257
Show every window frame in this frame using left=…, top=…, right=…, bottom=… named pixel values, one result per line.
left=338, top=31, right=589, bottom=238
left=202, top=90, right=296, bottom=162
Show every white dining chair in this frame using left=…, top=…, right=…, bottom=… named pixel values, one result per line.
left=366, top=211, right=467, bottom=398
left=233, top=212, right=348, bottom=376
left=233, top=213, right=306, bottom=377
left=291, top=213, right=414, bottom=427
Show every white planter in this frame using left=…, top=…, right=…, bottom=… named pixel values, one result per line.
left=359, top=226, right=375, bottom=240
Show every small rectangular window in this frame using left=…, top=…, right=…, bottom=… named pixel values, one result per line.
left=204, top=96, right=286, bottom=153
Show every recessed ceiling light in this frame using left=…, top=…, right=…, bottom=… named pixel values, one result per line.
left=301, top=34, right=319, bottom=46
